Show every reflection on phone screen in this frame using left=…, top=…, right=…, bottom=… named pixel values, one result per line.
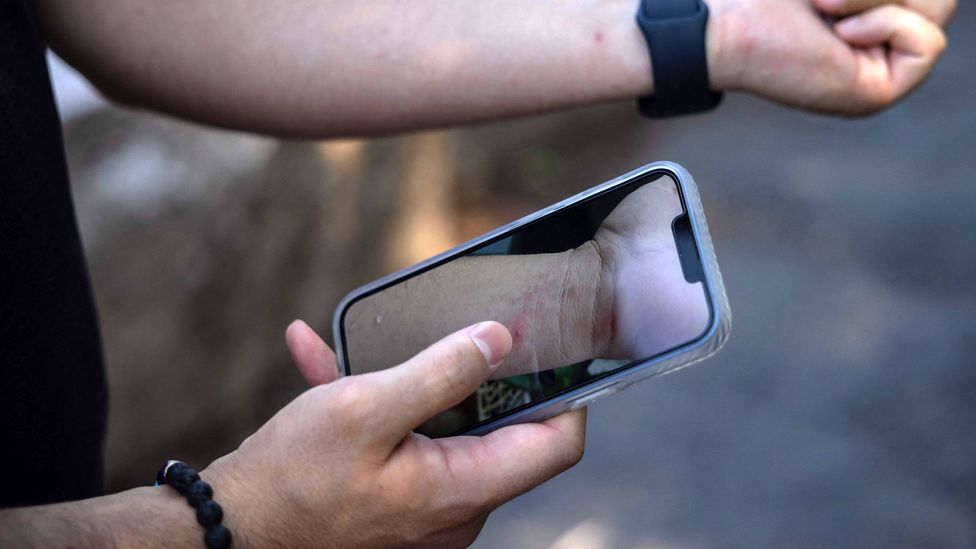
left=340, top=172, right=710, bottom=437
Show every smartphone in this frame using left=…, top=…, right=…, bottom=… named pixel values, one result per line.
left=333, top=161, right=730, bottom=437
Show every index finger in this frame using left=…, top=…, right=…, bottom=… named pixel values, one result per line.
left=433, top=408, right=588, bottom=508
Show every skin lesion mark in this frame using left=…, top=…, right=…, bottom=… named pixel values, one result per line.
left=510, top=315, right=526, bottom=347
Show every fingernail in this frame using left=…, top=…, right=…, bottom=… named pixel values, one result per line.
left=468, top=322, right=508, bottom=371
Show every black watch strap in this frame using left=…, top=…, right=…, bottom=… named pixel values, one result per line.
left=635, top=0, right=722, bottom=118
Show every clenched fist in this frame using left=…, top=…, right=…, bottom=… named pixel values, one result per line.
left=707, top=0, right=954, bottom=114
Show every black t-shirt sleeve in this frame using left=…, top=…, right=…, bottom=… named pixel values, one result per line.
left=1, top=0, right=108, bottom=506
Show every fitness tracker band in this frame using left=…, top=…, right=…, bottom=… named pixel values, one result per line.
left=635, top=0, right=722, bottom=117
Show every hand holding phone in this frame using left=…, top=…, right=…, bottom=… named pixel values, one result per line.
left=202, top=320, right=585, bottom=548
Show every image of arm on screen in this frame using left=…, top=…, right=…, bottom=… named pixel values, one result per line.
left=343, top=179, right=709, bottom=379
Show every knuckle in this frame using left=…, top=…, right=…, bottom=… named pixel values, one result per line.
left=429, top=340, right=481, bottom=398
left=432, top=356, right=469, bottom=400
left=325, top=378, right=372, bottom=423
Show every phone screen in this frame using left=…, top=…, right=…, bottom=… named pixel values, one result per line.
left=339, top=171, right=711, bottom=437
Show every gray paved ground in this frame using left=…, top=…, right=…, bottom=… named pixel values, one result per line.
left=476, top=6, right=976, bottom=548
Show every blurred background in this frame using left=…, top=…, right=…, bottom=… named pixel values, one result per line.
left=52, top=5, right=973, bottom=548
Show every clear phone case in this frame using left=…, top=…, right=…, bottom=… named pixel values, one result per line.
left=333, top=161, right=731, bottom=435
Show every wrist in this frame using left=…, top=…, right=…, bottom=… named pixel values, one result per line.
left=703, top=0, right=743, bottom=92
left=566, top=242, right=615, bottom=360
left=106, top=487, right=204, bottom=548
left=622, top=0, right=741, bottom=94
left=113, top=460, right=246, bottom=548
left=198, top=457, right=262, bottom=548
left=0, top=488, right=205, bottom=549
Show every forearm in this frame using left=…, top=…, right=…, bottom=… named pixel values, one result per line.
left=0, top=486, right=201, bottom=548
left=344, top=244, right=610, bottom=378
left=39, top=0, right=656, bottom=138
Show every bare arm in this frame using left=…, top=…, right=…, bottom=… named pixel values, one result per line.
left=38, top=0, right=953, bottom=138
left=0, top=486, right=202, bottom=548
left=38, top=0, right=652, bottom=137
left=344, top=246, right=611, bottom=379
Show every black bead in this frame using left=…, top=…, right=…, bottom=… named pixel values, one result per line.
left=196, top=499, right=224, bottom=527
left=186, top=480, right=214, bottom=507
left=204, top=525, right=232, bottom=549
left=165, top=462, right=188, bottom=483
left=168, top=463, right=200, bottom=493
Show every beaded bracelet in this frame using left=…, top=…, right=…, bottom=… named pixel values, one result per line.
left=156, top=460, right=233, bottom=549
